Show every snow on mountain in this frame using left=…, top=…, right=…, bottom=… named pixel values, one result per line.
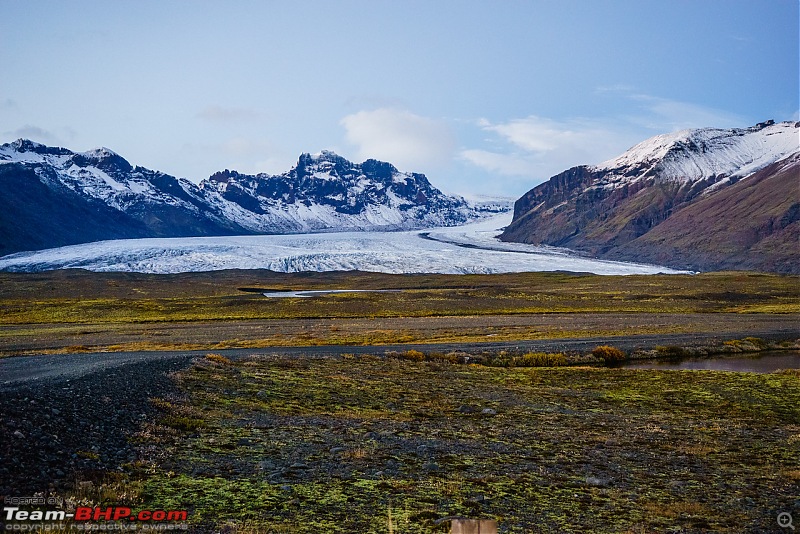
left=0, top=213, right=684, bottom=275
left=0, top=141, right=500, bottom=256
left=501, top=120, right=800, bottom=273
left=588, top=120, right=799, bottom=191
left=0, top=138, right=216, bottom=214
left=199, top=150, right=490, bottom=233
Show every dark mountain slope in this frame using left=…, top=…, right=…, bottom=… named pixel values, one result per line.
left=500, top=121, right=800, bottom=274
left=612, top=153, right=800, bottom=273
left=0, top=164, right=151, bottom=256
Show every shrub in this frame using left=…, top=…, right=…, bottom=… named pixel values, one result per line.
left=484, top=351, right=566, bottom=367
left=426, top=352, right=457, bottom=364
left=743, top=337, right=768, bottom=349
left=592, top=345, right=627, bottom=363
left=205, top=353, right=233, bottom=365
left=513, top=352, right=567, bottom=367
left=401, top=349, right=425, bottom=362
left=385, top=350, right=426, bottom=362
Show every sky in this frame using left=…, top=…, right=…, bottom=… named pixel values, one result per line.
left=1, top=0, right=798, bottom=197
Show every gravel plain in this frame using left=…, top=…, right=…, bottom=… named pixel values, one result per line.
left=1, top=328, right=797, bottom=499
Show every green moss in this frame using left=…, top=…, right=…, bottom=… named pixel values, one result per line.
left=112, top=356, right=800, bottom=532
left=160, top=415, right=206, bottom=432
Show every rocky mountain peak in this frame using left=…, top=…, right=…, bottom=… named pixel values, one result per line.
left=3, top=139, right=72, bottom=159
left=73, top=147, right=133, bottom=174
left=0, top=139, right=492, bottom=256
left=10, top=138, right=47, bottom=152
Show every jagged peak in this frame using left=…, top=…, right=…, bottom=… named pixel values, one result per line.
left=10, top=138, right=48, bottom=151
left=1, top=139, right=74, bottom=159
left=81, top=146, right=122, bottom=159
left=207, top=169, right=248, bottom=183
left=296, top=150, right=352, bottom=169
left=310, top=149, right=340, bottom=160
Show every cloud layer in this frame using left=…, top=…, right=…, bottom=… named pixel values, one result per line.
left=461, top=116, right=642, bottom=184
left=340, top=108, right=456, bottom=171
left=459, top=92, right=749, bottom=188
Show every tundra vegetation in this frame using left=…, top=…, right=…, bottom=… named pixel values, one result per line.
left=0, top=270, right=797, bottom=355
left=1, top=269, right=798, bottom=532
left=66, top=353, right=799, bottom=533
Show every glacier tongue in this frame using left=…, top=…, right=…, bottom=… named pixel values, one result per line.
left=0, top=213, right=685, bottom=275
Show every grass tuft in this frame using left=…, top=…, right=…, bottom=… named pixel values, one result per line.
left=592, top=345, right=627, bottom=363
left=205, top=353, right=233, bottom=365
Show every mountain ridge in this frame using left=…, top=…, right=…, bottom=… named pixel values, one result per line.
left=500, top=120, right=800, bottom=274
left=0, top=141, right=499, bottom=256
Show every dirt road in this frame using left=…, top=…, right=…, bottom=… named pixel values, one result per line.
left=2, top=329, right=798, bottom=391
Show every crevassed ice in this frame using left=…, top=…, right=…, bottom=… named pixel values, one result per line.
left=0, top=213, right=687, bottom=275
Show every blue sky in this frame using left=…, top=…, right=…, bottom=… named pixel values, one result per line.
left=1, top=0, right=797, bottom=196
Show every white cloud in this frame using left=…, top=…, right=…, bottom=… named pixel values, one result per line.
left=460, top=148, right=538, bottom=176
left=340, top=108, right=456, bottom=171
left=460, top=93, right=750, bottom=188
left=217, top=137, right=295, bottom=175
left=461, top=116, right=641, bottom=184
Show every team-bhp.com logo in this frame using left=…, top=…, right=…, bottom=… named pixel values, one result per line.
left=4, top=506, right=188, bottom=530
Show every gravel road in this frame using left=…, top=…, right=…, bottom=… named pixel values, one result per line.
left=2, top=330, right=798, bottom=390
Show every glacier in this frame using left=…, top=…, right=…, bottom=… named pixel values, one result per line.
left=0, top=213, right=685, bottom=275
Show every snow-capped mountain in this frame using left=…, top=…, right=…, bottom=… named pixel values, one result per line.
left=200, top=151, right=482, bottom=233
left=501, top=120, right=800, bottom=273
left=589, top=119, right=798, bottom=189
left=0, top=141, right=496, bottom=256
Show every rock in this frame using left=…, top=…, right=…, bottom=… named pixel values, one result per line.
left=458, top=405, right=477, bottom=414
left=329, top=447, right=346, bottom=454
left=259, top=460, right=276, bottom=470
left=13, top=430, right=24, bottom=439
left=481, top=408, right=497, bottom=416
left=585, top=476, right=610, bottom=487
left=422, top=461, right=439, bottom=471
